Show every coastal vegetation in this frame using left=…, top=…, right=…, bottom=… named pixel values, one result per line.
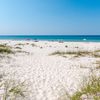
left=15, top=46, right=22, bottom=49
left=58, top=74, right=100, bottom=100
left=70, top=75, right=100, bottom=100
left=95, top=61, right=100, bottom=69
left=16, top=50, right=29, bottom=54
left=0, top=74, right=27, bottom=100
left=93, top=50, right=100, bottom=58
left=31, top=43, right=36, bottom=47
left=0, top=41, right=100, bottom=100
left=51, top=50, right=100, bottom=58
left=0, top=44, right=12, bottom=54
left=50, top=51, right=92, bottom=57
left=15, top=43, right=25, bottom=46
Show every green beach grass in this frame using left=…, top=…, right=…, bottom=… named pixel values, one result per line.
left=0, top=44, right=12, bottom=54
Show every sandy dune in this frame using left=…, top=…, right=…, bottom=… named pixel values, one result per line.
left=0, top=40, right=100, bottom=100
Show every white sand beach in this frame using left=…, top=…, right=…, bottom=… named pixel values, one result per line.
left=0, top=40, right=100, bottom=100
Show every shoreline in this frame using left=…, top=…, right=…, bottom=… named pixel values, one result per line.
left=0, top=39, right=100, bottom=43
left=0, top=35, right=100, bottom=42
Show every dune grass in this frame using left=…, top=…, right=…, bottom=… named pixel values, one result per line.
left=31, top=43, right=36, bottom=47
left=51, top=51, right=91, bottom=57
left=0, top=44, right=12, bottom=54
left=94, top=50, right=100, bottom=52
left=51, top=50, right=100, bottom=58
left=58, top=73, right=100, bottom=100
left=15, top=43, right=25, bottom=46
left=93, top=53, right=100, bottom=58
left=91, top=50, right=100, bottom=58
left=15, top=46, right=22, bottom=49
left=95, top=61, right=100, bottom=69
left=70, top=75, right=100, bottom=100
left=0, top=77, right=27, bottom=100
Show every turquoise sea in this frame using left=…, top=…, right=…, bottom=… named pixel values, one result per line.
left=0, top=35, right=100, bottom=42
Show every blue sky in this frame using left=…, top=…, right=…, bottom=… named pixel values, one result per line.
left=0, top=0, right=100, bottom=35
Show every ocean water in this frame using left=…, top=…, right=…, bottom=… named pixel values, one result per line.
left=0, top=35, right=100, bottom=42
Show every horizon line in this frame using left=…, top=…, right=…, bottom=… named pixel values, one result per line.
left=0, top=34, right=100, bottom=36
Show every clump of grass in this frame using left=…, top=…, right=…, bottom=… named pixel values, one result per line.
left=94, top=50, right=100, bottom=52
left=50, top=49, right=100, bottom=58
left=31, top=43, right=36, bottom=47
left=16, top=43, right=25, bottom=46
left=93, top=53, right=100, bottom=58
left=40, top=46, right=43, bottom=49
left=51, top=51, right=67, bottom=55
left=15, top=46, right=22, bottom=49
left=0, top=73, right=28, bottom=100
left=17, top=50, right=29, bottom=54
left=92, top=50, right=100, bottom=58
left=96, top=66, right=100, bottom=69
left=0, top=44, right=7, bottom=47
left=26, top=43, right=29, bottom=45
left=71, top=75, right=100, bottom=100
left=0, top=79, right=27, bottom=100
left=0, top=44, right=12, bottom=54
left=95, top=61, right=100, bottom=69
left=50, top=51, right=91, bottom=57
left=65, top=45, right=68, bottom=48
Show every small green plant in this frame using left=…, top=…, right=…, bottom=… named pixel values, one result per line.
left=71, top=75, right=100, bottom=100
